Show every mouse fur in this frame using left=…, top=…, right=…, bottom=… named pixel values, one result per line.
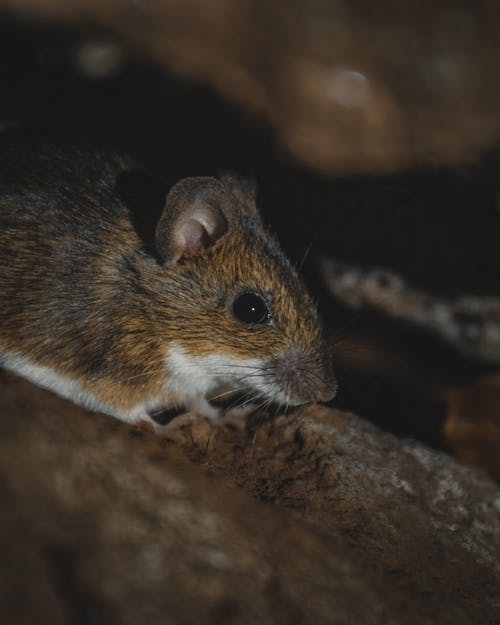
left=0, top=132, right=336, bottom=425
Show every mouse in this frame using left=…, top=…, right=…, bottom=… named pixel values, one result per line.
left=0, top=132, right=336, bottom=427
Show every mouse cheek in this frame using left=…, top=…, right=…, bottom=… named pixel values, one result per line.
left=164, top=344, right=267, bottom=411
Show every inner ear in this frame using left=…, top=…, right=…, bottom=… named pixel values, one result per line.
left=172, top=206, right=227, bottom=262
left=155, top=177, right=232, bottom=266
left=178, top=218, right=209, bottom=250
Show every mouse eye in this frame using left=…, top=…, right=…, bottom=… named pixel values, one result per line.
left=232, top=292, right=272, bottom=326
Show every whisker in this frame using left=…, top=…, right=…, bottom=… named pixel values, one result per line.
left=147, top=404, right=184, bottom=418
left=297, top=241, right=313, bottom=270
left=117, top=367, right=169, bottom=384
left=239, top=392, right=263, bottom=409
left=328, top=311, right=365, bottom=348
left=224, top=389, right=259, bottom=412
left=207, top=387, right=243, bottom=402
left=250, top=395, right=274, bottom=414
left=250, top=430, right=258, bottom=457
left=220, top=363, right=261, bottom=369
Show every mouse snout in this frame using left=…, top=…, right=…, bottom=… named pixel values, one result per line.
left=268, top=350, right=337, bottom=406
left=309, top=375, right=338, bottom=404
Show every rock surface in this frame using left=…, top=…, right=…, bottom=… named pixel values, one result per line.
left=1, top=371, right=498, bottom=625
left=321, top=256, right=500, bottom=364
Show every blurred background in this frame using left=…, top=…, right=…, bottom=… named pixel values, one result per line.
left=0, top=0, right=499, bottom=479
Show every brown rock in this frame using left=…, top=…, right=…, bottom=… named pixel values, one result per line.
left=1, top=0, right=500, bottom=172
left=1, top=371, right=499, bottom=624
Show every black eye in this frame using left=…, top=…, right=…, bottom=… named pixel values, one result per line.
left=232, top=292, right=272, bottom=326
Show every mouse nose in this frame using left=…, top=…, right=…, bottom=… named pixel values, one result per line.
left=269, top=351, right=337, bottom=405
left=309, top=375, right=338, bottom=403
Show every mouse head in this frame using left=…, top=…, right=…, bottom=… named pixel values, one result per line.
left=153, top=174, right=336, bottom=412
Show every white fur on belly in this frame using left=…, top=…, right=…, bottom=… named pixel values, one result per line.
left=0, top=342, right=294, bottom=426
left=0, top=350, right=150, bottom=424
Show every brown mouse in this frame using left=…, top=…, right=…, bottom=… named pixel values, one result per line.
left=0, top=132, right=336, bottom=426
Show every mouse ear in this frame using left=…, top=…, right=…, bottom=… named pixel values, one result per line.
left=155, top=177, right=233, bottom=266
left=220, top=172, right=260, bottom=221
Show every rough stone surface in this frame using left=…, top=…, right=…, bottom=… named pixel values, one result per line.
left=1, top=371, right=498, bottom=625
left=321, top=256, right=500, bottom=363
left=1, top=0, right=500, bottom=172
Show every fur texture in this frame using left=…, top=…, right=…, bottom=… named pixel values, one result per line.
left=0, top=132, right=336, bottom=424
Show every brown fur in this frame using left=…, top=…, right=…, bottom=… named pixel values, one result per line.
left=0, top=131, right=335, bottom=419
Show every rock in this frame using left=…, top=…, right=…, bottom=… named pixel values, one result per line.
left=1, top=0, right=500, bottom=172
left=446, top=375, right=500, bottom=481
left=320, top=256, right=500, bottom=364
left=1, top=371, right=498, bottom=624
